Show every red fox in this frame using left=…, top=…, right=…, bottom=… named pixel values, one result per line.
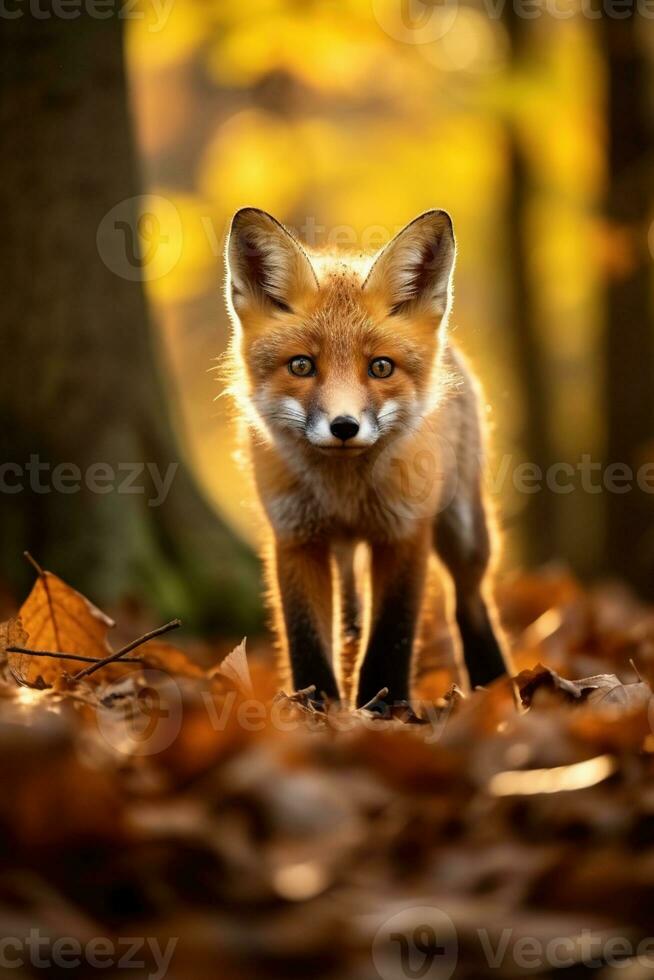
left=225, top=207, right=509, bottom=706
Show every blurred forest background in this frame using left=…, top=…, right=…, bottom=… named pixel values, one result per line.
left=1, top=0, right=653, bottom=635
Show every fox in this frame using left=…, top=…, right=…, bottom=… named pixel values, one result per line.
left=224, top=206, right=510, bottom=707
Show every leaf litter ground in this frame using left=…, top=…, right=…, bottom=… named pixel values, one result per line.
left=1, top=560, right=654, bottom=978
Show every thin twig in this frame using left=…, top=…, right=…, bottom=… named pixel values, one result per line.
left=6, top=646, right=145, bottom=666
left=281, top=684, right=319, bottom=706
left=360, top=687, right=389, bottom=712
left=23, top=551, right=45, bottom=577
left=291, top=684, right=317, bottom=700
left=73, top=619, right=182, bottom=680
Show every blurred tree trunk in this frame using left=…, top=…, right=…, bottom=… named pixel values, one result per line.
left=603, top=17, right=654, bottom=593
left=0, top=8, right=261, bottom=631
left=504, top=10, right=555, bottom=566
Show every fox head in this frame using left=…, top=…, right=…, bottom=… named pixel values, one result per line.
left=225, top=208, right=456, bottom=457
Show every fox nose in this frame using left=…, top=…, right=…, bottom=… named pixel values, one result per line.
left=330, top=415, right=360, bottom=442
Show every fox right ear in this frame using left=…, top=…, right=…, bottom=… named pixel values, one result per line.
left=226, top=208, right=318, bottom=316
left=363, top=210, right=455, bottom=320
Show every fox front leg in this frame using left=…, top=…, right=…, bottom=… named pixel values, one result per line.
left=274, top=540, right=340, bottom=701
left=356, top=527, right=431, bottom=708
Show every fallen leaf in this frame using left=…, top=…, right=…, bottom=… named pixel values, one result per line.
left=210, top=638, right=253, bottom=694
left=517, top=663, right=652, bottom=713
left=0, top=617, right=28, bottom=665
left=12, top=568, right=114, bottom=686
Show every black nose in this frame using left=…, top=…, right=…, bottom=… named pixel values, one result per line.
left=330, top=415, right=360, bottom=442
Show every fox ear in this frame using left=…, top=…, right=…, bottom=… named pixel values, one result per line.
left=363, top=210, right=455, bottom=319
left=226, top=207, right=318, bottom=316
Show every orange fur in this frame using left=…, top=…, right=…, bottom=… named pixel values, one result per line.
left=224, top=208, right=510, bottom=704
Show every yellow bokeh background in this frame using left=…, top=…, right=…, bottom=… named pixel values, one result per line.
left=126, top=0, right=608, bottom=569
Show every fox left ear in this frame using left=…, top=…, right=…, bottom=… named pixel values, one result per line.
left=226, top=207, right=318, bottom=317
left=363, top=210, right=455, bottom=319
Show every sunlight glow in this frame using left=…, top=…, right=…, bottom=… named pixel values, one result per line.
left=15, top=686, right=47, bottom=706
left=272, top=861, right=329, bottom=901
left=488, top=754, right=617, bottom=796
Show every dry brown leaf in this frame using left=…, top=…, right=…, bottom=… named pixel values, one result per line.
left=517, top=662, right=652, bottom=712
left=517, top=663, right=600, bottom=706
left=0, top=617, right=28, bottom=664
left=582, top=674, right=652, bottom=708
left=11, top=569, right=114, bottom=686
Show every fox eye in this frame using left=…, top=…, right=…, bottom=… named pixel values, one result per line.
left=288, top=356, right=316, bottom=377
left=369, top=357, right=394, bottom=379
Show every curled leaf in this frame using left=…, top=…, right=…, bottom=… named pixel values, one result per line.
left=210, top=638, right=252, bottom=694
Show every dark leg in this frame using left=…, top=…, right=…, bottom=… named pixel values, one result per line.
left=356, top=528, right=430, bottom=707
left=434, top=488, right=508, bottom=690
left=275, top=540, right=339, bottom=700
